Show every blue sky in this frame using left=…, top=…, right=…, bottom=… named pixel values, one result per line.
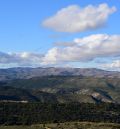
left=0, top=0, right=120, bottom=69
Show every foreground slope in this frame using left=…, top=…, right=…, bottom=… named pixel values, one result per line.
left=0, top=122, right=120, bottom=129
left=0, top=102, right=120, bottom=125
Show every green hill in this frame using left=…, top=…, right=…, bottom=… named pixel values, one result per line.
left=0, top=76, right=120, bottom=103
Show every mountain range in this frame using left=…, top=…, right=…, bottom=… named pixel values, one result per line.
left=0, top=67, right=120, bottom=104
left=0, top=67, right=120, bottom=81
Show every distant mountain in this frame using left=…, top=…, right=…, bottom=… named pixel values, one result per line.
left=0, top=67, right=120, bottom=81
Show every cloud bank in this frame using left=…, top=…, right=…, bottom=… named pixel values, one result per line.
left=0, top=34, right=120, bottom=69
left=42, top=34, right=120, bottom=65
left=43, top=3, right=116, bottom=33
left=0, top=52, right=43, bottom=67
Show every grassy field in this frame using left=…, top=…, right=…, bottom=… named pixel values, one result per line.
left=0, top=122, right=120, bottom=129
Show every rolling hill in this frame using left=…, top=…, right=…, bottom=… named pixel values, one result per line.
left=0, top=67, right=120, bottom=103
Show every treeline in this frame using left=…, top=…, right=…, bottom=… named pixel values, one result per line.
left=0, top=102, right=120, bottom=125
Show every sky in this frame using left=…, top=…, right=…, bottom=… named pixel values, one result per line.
left=0, top=0, right=120, bottom=70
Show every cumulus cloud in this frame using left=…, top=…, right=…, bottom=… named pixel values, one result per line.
left=1, top=34, right=120, bottom=68
left=101, top=60, right=120, bottom=70
left=42, top=34, right=120, bottom=65
left=43, top=3, right=116, bottom=33
left=0, top=52, right=43, bottom=67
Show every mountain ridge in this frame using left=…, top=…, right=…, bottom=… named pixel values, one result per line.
left=0, top=67, right=120, bottom=81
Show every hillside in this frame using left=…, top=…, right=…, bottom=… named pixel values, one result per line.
left=0, top=67, right=120, bottom=103
left=0, top=86, right=57, bottom=103
left=0, top=76, right=120, bottom=103
left=0, top=68, right=120, bottom=126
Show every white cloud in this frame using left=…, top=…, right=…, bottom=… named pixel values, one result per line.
left=43, top=3, right=116, bottom=33
left=101, top=60, right=120, bottom=70
left=41, top=48, right=59, bottom=65
left=1, top=34, right=120, bottom=68
left=42, top=34, right=120, bottom=65
left=0, top=52, right=43, bottom=67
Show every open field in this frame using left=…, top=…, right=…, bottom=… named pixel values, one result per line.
left=0, top=122, right=120, bottom=129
